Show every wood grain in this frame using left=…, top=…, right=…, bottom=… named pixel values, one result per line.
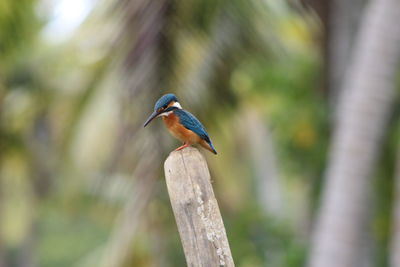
left=164, top=147, right=234, bottom=267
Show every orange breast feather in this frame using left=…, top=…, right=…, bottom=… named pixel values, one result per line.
left=163, top=113, right=201, bottom=144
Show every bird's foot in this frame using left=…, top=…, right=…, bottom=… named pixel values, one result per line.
left=174, top=143, right=190, bottom=151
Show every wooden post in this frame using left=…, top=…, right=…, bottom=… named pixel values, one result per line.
left=164, top=147, right=235, bottom=267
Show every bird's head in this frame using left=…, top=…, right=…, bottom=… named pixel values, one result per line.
left=144, top=93, right=182, bottom=127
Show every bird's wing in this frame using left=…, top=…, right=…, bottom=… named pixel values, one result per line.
left=175, top=109, right=210, bottom=141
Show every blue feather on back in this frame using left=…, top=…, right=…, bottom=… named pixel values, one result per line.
left=174, top=109, right=217, bottom=153
left=174, top=109, right=208, bottom=139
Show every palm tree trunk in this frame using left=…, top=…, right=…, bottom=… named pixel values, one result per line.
left=308, top=0, right=400, bottom=266
left=328, top=0, right=364, bottom=107
left=99, top=0, right=172, bottom=265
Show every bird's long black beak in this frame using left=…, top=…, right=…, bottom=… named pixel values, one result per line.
left=143, top=110, right=159, bottom=127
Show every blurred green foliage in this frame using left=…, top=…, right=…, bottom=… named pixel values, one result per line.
left=0, top=0, right=395, bottom=267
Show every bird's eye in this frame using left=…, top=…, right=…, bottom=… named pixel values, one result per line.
left=163, top=104, right=168, bottom=109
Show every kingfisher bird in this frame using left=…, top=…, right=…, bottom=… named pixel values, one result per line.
left=144, top=93, right=217, bottom=154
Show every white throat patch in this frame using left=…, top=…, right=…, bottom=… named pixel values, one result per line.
left=159, top=111, right=172, bottom=117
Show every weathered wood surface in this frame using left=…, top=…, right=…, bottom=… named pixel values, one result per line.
left=164, top=147, right=235, bottom=267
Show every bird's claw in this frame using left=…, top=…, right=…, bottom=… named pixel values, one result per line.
left=174, top=144, right=190, bottom=151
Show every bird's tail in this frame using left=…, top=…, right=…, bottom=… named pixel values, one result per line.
left=201, top=139, right=217, bottom=155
